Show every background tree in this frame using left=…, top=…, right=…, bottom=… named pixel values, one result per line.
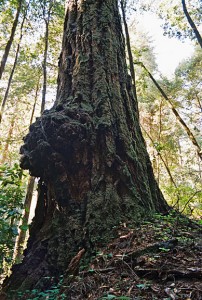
left=135, top=44, right=202, bottom=215
left=0, top=0, right=64, bottom=161
left=0, top=0, right=65, bottom=276
left=181, top=0, right=202, bottom=48
left=123, top=1, right=202, bottom=215
left=156, top=0, right=202, bottom=43
left=0, top=0, right=23, bottom=80
left=0, top=1, right=29, bottom=123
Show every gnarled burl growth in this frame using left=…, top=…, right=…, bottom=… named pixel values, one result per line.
left=2, top=0, right=168, bottom=293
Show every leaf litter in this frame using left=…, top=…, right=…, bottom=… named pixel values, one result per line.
left=61, top=212, right=202, bottom=300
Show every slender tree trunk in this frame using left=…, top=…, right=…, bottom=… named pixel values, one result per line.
left=41, top=0, right=55, bottom=114
left=0, top=4, right=28, bottom=123
left=30, top=78, right=41, bottom=124
left=141, top=126, right=178, bottom=189
left=2, top=0, right=168, bottom=293
left=177, top=139, right=183, bottom=167
left=13, top=79, right=40, bottom=261
left=158, top=100, right=163, bottom=144
left=0, top=0, right=23, bottom=80
left=157, top=99, right=163, bottom=184
left=120, top=0, right=138, bottom=105
left=142, top=124, right=181, bottom=207
left=41, top=19, right=49, bottom=114
left=182, top=0, right=202, bottom=49
left=135, top=62, right=202, bottom=161
left=1, top=104, right=18, bottom=164
left=195, top=92, right=202, bottom=112
left=13, top=176, right=35, bottom=262
left=198, top=156, right=202, bottom=180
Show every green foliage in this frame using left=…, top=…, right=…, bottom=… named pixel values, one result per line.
left=100, top=295, right=131, bottom=300
left=10, top=275, right=66, bottom=299
left=0, top=0, right=65, bottom=163
left=146, top=0, right=202, bottom=42
left=135, top=41, right=202, bottom=219
left=163, top=184, right=202, bottom=215
left=0, top=163, right=25, bottom=274
left=136, top=283, right=150, bottom=289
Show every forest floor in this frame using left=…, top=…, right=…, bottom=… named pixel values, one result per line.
left=3, top=212, right=202, bottom=300
left=61, top=212, right=202, bottom=300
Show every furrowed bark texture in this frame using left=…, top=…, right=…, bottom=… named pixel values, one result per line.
left=3, top=0, right=168, bottom=293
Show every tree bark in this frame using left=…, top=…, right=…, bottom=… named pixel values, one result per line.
left=0, top=0, right=23, bottom=80
left=181, top=0, right=202, bottom=49
left=120, top=0, right=138, bottom=105
left=2, top=0, right=168, bottom=293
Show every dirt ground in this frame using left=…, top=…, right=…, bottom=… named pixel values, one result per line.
left=63, top=213, right=202, bottom=300
left=1, top=212, right=202, bottom=300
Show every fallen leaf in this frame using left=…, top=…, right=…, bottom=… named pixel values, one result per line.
left=165, top=287, right=176, bottom=300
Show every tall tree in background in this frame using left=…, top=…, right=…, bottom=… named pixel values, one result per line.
left=0, top=0, right=65, bottom=265
left=154, top=0, right=202, bottom=44
left=40, top=0, right=55, bottom=113
left=135, top=61, right=202, bottom=161
left=181, top=0, right=202, bottom=48
left=135, top=42, right=202, bottom=213
left=3, top=0, right=168, bottom=293
left=13, top=82, right=40, bottom=262
left=0, top=0, right=23, bottom=80
left=0, top=1, right=29, bottom=123
left=120, top=0, right=137, bottom=102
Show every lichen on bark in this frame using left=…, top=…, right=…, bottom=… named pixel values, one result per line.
left=2, top=0, right=169, bottom=294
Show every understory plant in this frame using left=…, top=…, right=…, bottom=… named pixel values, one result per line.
left=0, top=163, right=25, bottom=277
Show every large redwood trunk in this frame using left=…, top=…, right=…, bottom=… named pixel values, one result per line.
left=2, top=0, right=168, bottom=293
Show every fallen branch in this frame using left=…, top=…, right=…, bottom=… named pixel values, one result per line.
left=65, top=248, right=85, bottom=276
left=125, top=239, right=178, bottom=261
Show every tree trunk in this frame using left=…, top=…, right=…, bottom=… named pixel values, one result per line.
left=13, top=81, right=40, bottom=262
left=0, top=0, right=23, bottom=80
left=1, top=104, right=18, bottom=164
left=0, top=4, right=28, bottom=123
left=41, top=0, right=55, bottom=114
left=2, top=0, right=168, bottom=293
left=41, top=19, right=50, bottom=114
left=157, top=99, right=163, bottom=184
left=135, top=62, right=202, bottom=161
left=181, top=0, right=202, bottom=49
left=120, top=0, right=138, bottom=104
left=30, top=77, right=41, bottom=124
left=141, top=125, right=180, bottom=200
left=13, top=176, right=35, bottom=262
